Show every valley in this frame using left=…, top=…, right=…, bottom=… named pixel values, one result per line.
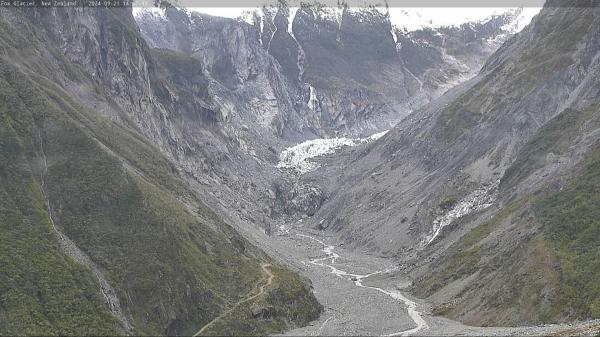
left=1, top=0, right=600, bottom=336
left=223, top=125, right=600, bottom=335
left=238, top=207, right=600, bottom=336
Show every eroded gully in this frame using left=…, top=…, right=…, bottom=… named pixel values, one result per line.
left=38, top=129, right=132, bottom=334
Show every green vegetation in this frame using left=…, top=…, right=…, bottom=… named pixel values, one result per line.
left=534, top=144, right=600, bottom=319
left=501, top=106, right=599, bottom=190
left=0, top=10, right=321, bottom=335
left=417, top=198, right=529, bottom=298
left=416, top=246, right=481, bottom=298
left=505, top=6, right=595, bottom=90
left=435, top=99, right=483, bottom=143
left=419, top=104, right=600, bottom=324
left=0, top=64, right=121, bottom=335
left=416, top=198, right=565, bottom=325
left=0, top=59, right=271, bottom=335
left=203, top=266, right=323, bottom=336
left=461, top=199, right=528, bottom=249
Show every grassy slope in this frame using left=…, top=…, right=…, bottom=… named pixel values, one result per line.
left=0, top=9, right=321, bottom=336
left=412, top=7, right=599, bottom=324
left=0, top=70, right=120, bottom=336
left=534, top=143, right=600, bottom=319
left=500, top=105, right=599, bottom=189
left=416, top=105, right=600, bottom=325
left=203, top=266, right=323, bottom=336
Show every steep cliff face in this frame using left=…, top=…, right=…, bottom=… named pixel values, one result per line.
left=134, top=4, right=525, bottom=137
left=307, top=1, right=600, bottom=326
left=28, top=5, right=300, bottom=237
left=0, top=6, right=321, bottom=336
left=135, top=6, right=316, bottom=139
left=130, top=5, right=534, bottom=234
left=288, top=6, right=525, bottom=135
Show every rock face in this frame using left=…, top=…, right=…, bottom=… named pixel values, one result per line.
left=134, top=4, right=525, bottom=137
left=308, top=0, right=600, bottom=326
left=0, top=6, right=321, bottom=336
left=251, top=306, right=276, bottom=320
left=130, top=4, right=531, bottom=238
left=3, top=1, right=589, bottom=334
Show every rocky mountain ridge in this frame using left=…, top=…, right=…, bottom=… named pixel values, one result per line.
left=3, top=0, right=597, bottom=335
left=130, top=3, right=534, bottom=236
left=134, top=3, right=528, bottom=137
left=301, top=0, right=600, bottom=326
left=0, top=6, right=321, bottom=335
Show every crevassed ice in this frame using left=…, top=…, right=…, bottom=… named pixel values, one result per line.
left=277, top=130, right=388, bottom=174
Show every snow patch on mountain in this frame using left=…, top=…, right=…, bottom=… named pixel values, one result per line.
left=132, top=6, right=166, bottom=20
left=256, top=10, right=265, bottom=45
left=390, top=26, right=398, bottom=44
left=316, top=5, right=344, bottom=28
left=423, top=180, right=500, bottom=246
left=135, top=3, right=542, bottom=36
left=287, top=7, right=307, bottom=81
left=386, top=6, right=542, bottom=32
left=502, top=7, right=542, bottom=33
left=278, top=130, right=388, bottom=174
left=288, top=7, right=299, bottom=36
left=186, top=7, right=256, bottom=22
left=307, top=85, right=318, bottom=110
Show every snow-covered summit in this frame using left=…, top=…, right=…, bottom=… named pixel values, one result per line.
left=133, top=1, right=542, bottom=34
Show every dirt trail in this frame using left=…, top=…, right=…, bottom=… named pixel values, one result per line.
left=193, top=263, right=274, bottom=336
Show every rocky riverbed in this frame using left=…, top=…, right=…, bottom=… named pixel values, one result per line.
left=233, top=219, right=600, bottom=336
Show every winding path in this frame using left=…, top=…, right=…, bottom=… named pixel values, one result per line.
left=193, top=263, right=274, bottom=336
left=297, top=234, right=429, bottom=336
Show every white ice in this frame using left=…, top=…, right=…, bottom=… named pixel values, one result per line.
left=277, top=130, right=389, bottom=174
